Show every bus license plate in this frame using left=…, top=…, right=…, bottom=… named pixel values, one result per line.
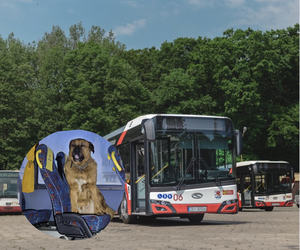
left=271, top=203, right=280, bottom=206
left=188, top=206, right=207, bottom=212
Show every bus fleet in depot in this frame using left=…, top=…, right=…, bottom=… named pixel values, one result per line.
left=104, top=114, right=295, bottom=223
left=1, top=114, right=297, bottom=230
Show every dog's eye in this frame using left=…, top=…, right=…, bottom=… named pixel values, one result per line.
left=81, top=144, right=85, bottom=147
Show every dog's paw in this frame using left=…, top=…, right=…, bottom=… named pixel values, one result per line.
left=71, top=208, right=79, bottom=213
left=94, top=208, right=104, bottom=215
left=106, top=207, right=116, bottom=220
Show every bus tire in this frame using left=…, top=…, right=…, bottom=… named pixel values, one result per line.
left=265, top=207, right=274, bottom=211
left=119, top=195, right=136, bottom=224
left=188, top=214, right=204, bottom=224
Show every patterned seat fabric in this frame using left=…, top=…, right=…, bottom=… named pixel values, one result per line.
left=23, top=209, right=52, bottom=225
left=21, top=193, right=52, bottom=226
left=55, top=152, right=68, bottom=184
left=108, top=145, right=125, bottom=185
left=36, top=144, right=111, bottom=237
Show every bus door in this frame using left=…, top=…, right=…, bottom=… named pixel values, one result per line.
left=241, top=173, right=253, bottom=206
left=131, top=142, right=146, bottom=213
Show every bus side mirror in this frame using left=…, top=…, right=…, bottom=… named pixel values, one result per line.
left=143, top=119, right=155, bottom=142
left=235, top=130, right=243, bottom=156
left=252, top=165, right=258, bottom=175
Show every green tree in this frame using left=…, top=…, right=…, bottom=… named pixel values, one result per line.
left=32, top=25, right=69, bottom=140
left=0, top=34, right=35, bottom=169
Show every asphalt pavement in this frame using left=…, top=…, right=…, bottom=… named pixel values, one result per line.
left=0, top=205, right=299, bottom=250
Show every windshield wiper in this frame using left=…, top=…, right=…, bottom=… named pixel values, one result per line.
left=200, top=157, right=221, bottom=185
left=176, top=157, right=196, bottom=190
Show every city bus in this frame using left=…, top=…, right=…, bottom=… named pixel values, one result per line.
left=104, top=114, right=243, bottom=223
left=236, top=161, right=294, bottom=211
left=0, top=170, right=22, bottom=213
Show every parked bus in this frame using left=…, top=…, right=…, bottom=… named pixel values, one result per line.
left=0, top=170, right=22, bottom=213
left=104, top=114, right=243, bottom=223
left=236, top=161, right=294, bottom=211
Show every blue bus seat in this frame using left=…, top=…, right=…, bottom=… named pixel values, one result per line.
left=36, top=144, right=111, bottom=239
left=55, top=151, right=68, bottom=184
left=107, top=145, right=125, bottom=185
left=21, top=193, right=52, bottom=227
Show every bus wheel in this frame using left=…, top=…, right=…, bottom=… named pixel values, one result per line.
left=188, top=214, right=204, bottom=224
left=265, top=207, right=274, bottom=211
left=119, top=196, right=136, bottom=224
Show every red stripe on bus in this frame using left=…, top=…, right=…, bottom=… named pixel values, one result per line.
left=262, top=201, right=290, bottom=207
left=125, top=184, right=132, bottom=215
left=151, top=203, right=237, bottom=214
left=117, top=131, right=127, bottom=145
left=0, top=206, right=22, bottom=213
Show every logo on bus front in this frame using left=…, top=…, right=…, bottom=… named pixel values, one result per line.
left=214, top=190, right=221, bottom=199
left=157, top=193, right=173, bottom=200
left=191, top=193, right=203, bottom=199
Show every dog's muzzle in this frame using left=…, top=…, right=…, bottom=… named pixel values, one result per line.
left=73, top=147, right=84, bottom=162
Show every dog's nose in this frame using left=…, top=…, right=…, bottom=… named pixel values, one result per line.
left=74, top=147, right=81, bottom=155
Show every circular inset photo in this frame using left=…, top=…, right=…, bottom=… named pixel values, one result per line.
left=17, top=130, right=125, bottom=240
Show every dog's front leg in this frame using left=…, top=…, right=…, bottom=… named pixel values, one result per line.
left=69, top=183, right=79, bottom=213
left=87, top=184, right=105, bottom=215
left=93, top=186, right=115, bottom=219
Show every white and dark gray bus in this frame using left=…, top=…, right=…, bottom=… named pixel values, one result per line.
left=0, top=170, right=21, bottom=214
left=236, top=160, right=294, bottom=211
left=104, top=114, right=243, bottom=223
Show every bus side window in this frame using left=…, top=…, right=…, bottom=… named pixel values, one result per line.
left=138, top=165, right=144, bottom=176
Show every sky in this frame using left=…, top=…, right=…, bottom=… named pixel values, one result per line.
left=0, top=0, right=299, bottom=50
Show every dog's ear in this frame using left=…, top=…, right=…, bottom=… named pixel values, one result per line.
left=89, top=142, right=95, bottom=154
left=69, top=139, right=75, bottom=150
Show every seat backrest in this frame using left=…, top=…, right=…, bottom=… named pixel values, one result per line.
left=36, top=144, right=71, bottom=214
left=108, top=145, right=125, bottom=185
left=55, top=151, right=68, bottom=184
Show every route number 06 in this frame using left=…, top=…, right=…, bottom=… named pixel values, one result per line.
left=173, top=194, right=183, bottom=201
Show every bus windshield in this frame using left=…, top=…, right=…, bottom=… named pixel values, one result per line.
left=254, top=164, right=292, bottom=194
left=150, top=131, right=234, bottom=187
left=0, top=172, right=18, bottom=198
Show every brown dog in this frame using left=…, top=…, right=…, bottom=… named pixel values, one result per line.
left=64, top=139, right=115, bottom=219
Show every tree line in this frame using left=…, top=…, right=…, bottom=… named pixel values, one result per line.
left=0, top=22, right=299, bottom=170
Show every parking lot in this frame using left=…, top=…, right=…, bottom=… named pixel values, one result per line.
left=0, top=205, right=299, bottom=250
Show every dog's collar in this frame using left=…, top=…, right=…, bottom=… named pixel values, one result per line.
left=71, top=158, right=91, bottom=171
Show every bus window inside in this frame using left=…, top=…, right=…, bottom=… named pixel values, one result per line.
left=150, top=131, right=234, bottom=187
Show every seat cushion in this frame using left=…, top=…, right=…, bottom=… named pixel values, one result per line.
left=70, top=214, right=111, bottom=233
left=23, top=209, right=52, bottom=225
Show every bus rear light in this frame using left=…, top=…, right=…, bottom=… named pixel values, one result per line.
left=225, top=205, right=235, bottom=211
left=151, top=204, right=173, bottom=214
left=255, top=202, right=264, bottom=206
left=155, top=206, right=167, bottom=211
left=217, top=199, right=238, bottom=213
left=150, top=199, right=171, bottom=206
left=150, top=200, right=177, bottom=214
left=284, top=201, right=293, bottom=207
